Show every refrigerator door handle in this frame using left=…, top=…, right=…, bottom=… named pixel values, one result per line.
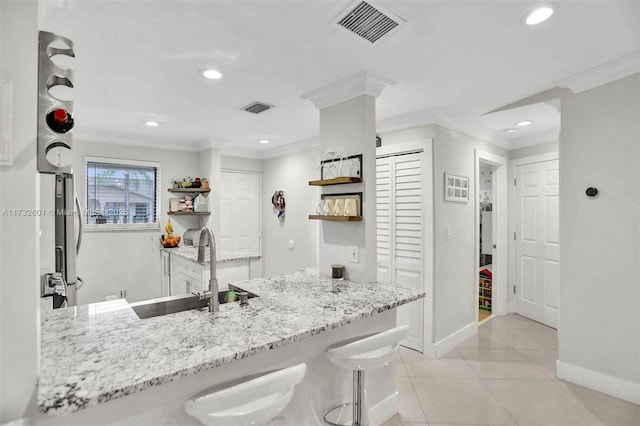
left=75, top=192, right=83, bottom=256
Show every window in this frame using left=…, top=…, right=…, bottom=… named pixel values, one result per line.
left=85, top=157, right=160, bottom=230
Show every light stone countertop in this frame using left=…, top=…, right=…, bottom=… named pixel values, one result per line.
left=160, top=246, right=261, bottom=263
left=38, top=269, right=425, bottom=415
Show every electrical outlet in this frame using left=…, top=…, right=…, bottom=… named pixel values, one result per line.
left=349, top=246, right=359, bottom=263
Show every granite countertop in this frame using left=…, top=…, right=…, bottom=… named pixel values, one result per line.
left=160, top=246, right=261, bottom=263
left=38, top=269, right=425, bottom=415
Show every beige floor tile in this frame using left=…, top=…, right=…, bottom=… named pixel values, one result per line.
left=381, top=413, right=428, bottom=426
left=457, top=348, right=549, bottom=380
left=516, top=349, right=558, bottom=379
left=483, top=314, right=553, bottom=332
left=560, top=382, right=640, bottom=426
left=399, top=346, right=463, bottom=363
left=490, top=326, right=557, bottom=350
left=396, top=359, right=409, bottom=377
left=396, top=376, right=427, bottom=423
left=411, top=377, right=517, bottom=425
left=484, top=379, right=604, bottom=425
left=455, top=329, right=512, bottom=350
left=404, top=357, right=477, bottom=378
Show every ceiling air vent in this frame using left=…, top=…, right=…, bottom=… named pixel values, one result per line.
left=335, top=1, right=405, bottom=44
left=241, top=102, right=274, bottom=114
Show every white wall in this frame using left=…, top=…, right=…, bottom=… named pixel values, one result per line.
left=318, top=95, right=377, bottom=282
left=432, top=125, right=508, bottom=342
left=40, top=141, right=203, bottom=304
left=221, top=155, right=264, bottom=173
left=0, top=1, right=40, bottom=421
left=510, top=140, right=559, bottom=160
left=261, top=150, right=317, bottom=276
left=558, top=73, right=640, bottom=403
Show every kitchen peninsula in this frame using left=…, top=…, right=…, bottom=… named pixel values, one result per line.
left=33, top=269, right=425, bottom=425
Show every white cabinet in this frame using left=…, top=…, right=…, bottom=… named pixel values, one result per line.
left=169, top=255, right=208, bottom=296
left=161, top=251, right=171, bottom=297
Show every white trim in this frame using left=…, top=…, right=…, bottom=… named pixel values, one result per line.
left=377, top=106, right=512, bottom=150
left=475, top=150, right=509, bottom=320
left=83, top=156, right=161, bottom=231
left=510, top=151, right=559, bottom=167
left=368, top=390, right=399, bottom=426
left=556, top=360, right=640, bottom=405
left=261, top=136, right=320, bottom=160
left=301, top=70, right=396, bottom=110
left=376, top=138, right=433, bottom=355
left=508, top=153, right=559, bottom=316
left=220, top=169, right=263, bottom=257
left=84, top=156, right=161, bottom=169
left=558, top=51, right=640, bottom=94
left=510, top=128, right=560, bottom=151
left=425, top=322, right=477, bottom=358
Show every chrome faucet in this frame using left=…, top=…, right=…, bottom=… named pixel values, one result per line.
left=196, top=226, right=219, bottom=313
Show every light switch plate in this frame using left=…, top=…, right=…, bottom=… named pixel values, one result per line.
left=446, top=226, right=452, bottom=240
left=349, top=245, right=359, bottom=263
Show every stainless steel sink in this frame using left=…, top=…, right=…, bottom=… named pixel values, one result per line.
left=130, top=287, right=258, bottom=319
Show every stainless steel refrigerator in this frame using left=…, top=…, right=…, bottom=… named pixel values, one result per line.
left=38, top=31, right=83, bottom=308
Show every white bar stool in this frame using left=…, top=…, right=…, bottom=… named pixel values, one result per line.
left=184, top=363, right=306, bottom=426
left=324, top=325, right=409, bottom=426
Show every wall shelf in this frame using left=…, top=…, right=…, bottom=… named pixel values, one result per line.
left=309, top=177, right=362, bottom=186
left=167, top=211, right=210, bottom=216
left=308, top=215, right=361, bottom=222
left=168, top=188, right=210, bottom=193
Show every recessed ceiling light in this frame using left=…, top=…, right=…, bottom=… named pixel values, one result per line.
left=503, top=128, right=517, bottom=134
left=523, top=5, right=556, bottom=25
left=516, top=120, right=533, bottom=127
left=201, top=69, right=223, bottom=80
left=258, top=139, right=270, bottom=144
left=144, top=121, right=160, bottom=127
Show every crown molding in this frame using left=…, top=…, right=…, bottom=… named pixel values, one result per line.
left=301, top=70, right=396, bottom=110
left=558, top=51, right=640, bottom=94
left=509, top=127, right=559, bottom=151
left=377, top=106, right=512, bottom=150
left=261, top=136, right=319, bottom=160
left=75, top=129, right=204, bottom=152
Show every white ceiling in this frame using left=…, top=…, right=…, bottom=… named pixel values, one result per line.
left=40, top=0, right=640, bottom=156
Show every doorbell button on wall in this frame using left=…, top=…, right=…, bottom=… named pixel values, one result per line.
left=585, top=187, right=599, bottom=198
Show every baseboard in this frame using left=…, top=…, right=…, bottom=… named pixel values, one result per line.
left=368, top=391, right=399, bottom=426
left=425, top=322, right=477, bottom=358
left=556, top=360, right=640, bottom=405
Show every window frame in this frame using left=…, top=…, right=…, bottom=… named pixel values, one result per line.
left=84, top=156, right=161, bottom=232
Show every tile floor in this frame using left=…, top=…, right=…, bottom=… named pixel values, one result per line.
left=383, top=314, right=640, bottom=426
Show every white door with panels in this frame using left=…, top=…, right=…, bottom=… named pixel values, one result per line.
left=377, top=152, right=424, bottom=351
left=515, top=159, right=560, bottom=328
left=219, top=171, right=261, bottom=255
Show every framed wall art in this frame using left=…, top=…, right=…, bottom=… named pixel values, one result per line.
left=444, top=172, right=469, bottom=203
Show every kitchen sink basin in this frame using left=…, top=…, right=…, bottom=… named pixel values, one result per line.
left=130, top=287, right=258, bottom=319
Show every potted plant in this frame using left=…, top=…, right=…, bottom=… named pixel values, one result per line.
left=201, top=178, right=209, bottom=189
left=192, top=177, right=202, bottom=188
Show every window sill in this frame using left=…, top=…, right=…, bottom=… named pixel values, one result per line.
left=85, top=223, right=160, bottom=232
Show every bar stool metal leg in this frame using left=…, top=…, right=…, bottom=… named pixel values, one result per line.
left=324, top=370, right=366, bottom=426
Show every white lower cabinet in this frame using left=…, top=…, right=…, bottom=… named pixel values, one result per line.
left=160, top=251, right=171, bottom=297
left=165, top=253, right=262, bottom=296
left=169, top=255, right=208, bottom=296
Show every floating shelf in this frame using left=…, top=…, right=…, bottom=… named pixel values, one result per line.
left=167, top=211, right=210, bottom=216
left=308, top=215, right=362, bottom=222
left=308, top=177, right=362, bottom=186
left=168, top=188, right=211, bottom=193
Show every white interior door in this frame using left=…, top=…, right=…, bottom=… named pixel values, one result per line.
left=515, top=160, right=560, bottom=328
left=219, top=171, right=261, bottom=254
left=377, top=152, right=424, bottom=351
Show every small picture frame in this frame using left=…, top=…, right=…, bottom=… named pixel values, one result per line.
left=444, top=172, right=469, bottom=203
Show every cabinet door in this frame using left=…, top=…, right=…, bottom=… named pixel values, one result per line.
left=161, top=251, right=171, bottom=297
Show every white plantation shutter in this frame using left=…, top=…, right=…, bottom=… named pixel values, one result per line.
left=377, top=152, right=424, bottom=351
